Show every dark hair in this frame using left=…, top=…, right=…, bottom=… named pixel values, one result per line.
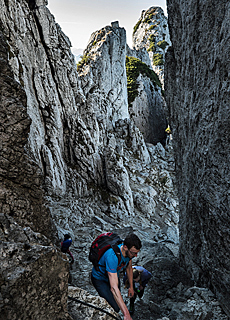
left=64, top=234, right=71, bottom=240
left=124, top=233, right=142, bottom=250
left=124, top=269, right=141, bottom=288
left=133, top=269, right=140, bottom=279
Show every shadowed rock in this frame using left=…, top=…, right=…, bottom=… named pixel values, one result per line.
left=165, top=0, right=230, bottom=316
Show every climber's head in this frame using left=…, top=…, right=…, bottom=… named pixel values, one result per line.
left=133, top=269, right=141, bottom=282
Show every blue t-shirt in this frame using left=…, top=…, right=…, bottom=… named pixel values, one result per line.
left=92, top=243, right=130, bottom=282
left=61, top=239, right=72, bottom=252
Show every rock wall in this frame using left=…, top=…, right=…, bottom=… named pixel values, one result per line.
left=128, top=72, right=167, bottom=145
left=0, top=0, right=178, bottom=318
left=0, top=0, right=229, bottom=318
left=68, top=286, right=120, bottom=320
left=0, top=0, right=89, bottom=198
left=0, top=17, right=57, bottom=241
left=132, top=7, right=171, bottom=85
left=79, top=21, right=129, bottom=125
left=0, top=214, right=70, bottom=320
left=0, top=1, right=70, bottom=318
left=165, top=0, right=230, bottom=316
left=126, top=7, right=170, bottom=144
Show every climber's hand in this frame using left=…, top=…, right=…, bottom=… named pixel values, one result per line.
left=128, top=287, right=134, bottom=298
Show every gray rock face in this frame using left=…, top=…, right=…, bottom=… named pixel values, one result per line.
left=1, top=0, right=228, bottom=319
left=0, top=2, right=71, bottom=318
left=165, top=0, right=230, bottom=316
left=68, top=286, right=120, bottom=320
left=120, top=243, right=228, bottom=320
left=125, top=51, right=167, bottom=145
left=78, top=22, right=129, bottom=125
left=0, top=0, right=178, bottom=318
left=0, top=23, right=57, bottom=241
left=0, top=214, right=70, bottom=320
left=128, top=73, right=167, bottom=145
left=127, top=7, right=169, bottom=144
left=0, top=0, right=82, bottom=197
left=132, top=7, right=171, bottom=85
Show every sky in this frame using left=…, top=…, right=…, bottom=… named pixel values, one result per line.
left=47, top=0, right=167, bottom=51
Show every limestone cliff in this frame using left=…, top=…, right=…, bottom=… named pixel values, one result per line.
left=0, top=214, right=70, bottom=320
left=0, top=4, right=70, bottom=316
left=0, top=17, right=57, bottom=240
left=132, top=7, right=171, bottom=85
left=125, top=57, right=167, bottom=145
left=1, top=0, right=228, bottom=319
left=0, top=0, right=177, bottom=318
left=78, top=21, right=129, bottom=125
left=165, top=0, right=230, bottom=316
left=126, top=6, right=170, bottom=145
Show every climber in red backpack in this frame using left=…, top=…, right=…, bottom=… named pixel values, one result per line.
left=61, top=234, right=74, bottom=264
left=90, top=232, right=142, bottom=320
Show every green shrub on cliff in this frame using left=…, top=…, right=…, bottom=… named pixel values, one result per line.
left=143, top=11, right=156, bottom=24
left=147, top=43, right=156, bottom=52
left=126, top=56, right=162, bottom=106
left=148, top=25, right=155, bottom=31
left=147, top=34, right=156, bottom=52
left=133, top=8, right=157, bottom=34
left=149, top=34, right=156, bottom=42
left=133, top=19, right=142, bottom=34
left=157, top=40, right=169, bottom=50
left=152, top=53, right=164, bottom=66
left=77, top=54, right=90, bottom=71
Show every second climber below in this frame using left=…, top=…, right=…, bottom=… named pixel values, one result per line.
left=123, top=265, right=152, bottom=315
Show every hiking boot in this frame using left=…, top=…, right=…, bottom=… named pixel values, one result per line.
left=129, top=303, right=135, bottom=315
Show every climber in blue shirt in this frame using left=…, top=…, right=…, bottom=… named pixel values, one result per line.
left=61, top=234, right=74, bottom=264
left=91, top=233, right=142, bottom=320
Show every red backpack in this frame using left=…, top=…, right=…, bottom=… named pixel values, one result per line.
left=89, top=232, right=124, bottom=271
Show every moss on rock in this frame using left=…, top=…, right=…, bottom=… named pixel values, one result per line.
left=126, top=56, right=162, bottom=106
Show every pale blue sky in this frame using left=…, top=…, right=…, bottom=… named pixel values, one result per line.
left=47, top=0, right=167, bottom=50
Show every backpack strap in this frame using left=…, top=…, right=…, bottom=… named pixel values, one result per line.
left=111, top=244, right=121, bottom=266
left=112, top=244, right=131, bottom=272
left=98, top=244, right=122, bottom=270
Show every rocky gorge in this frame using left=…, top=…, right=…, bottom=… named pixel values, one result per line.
left=0, top=0, right=229, bottom=319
